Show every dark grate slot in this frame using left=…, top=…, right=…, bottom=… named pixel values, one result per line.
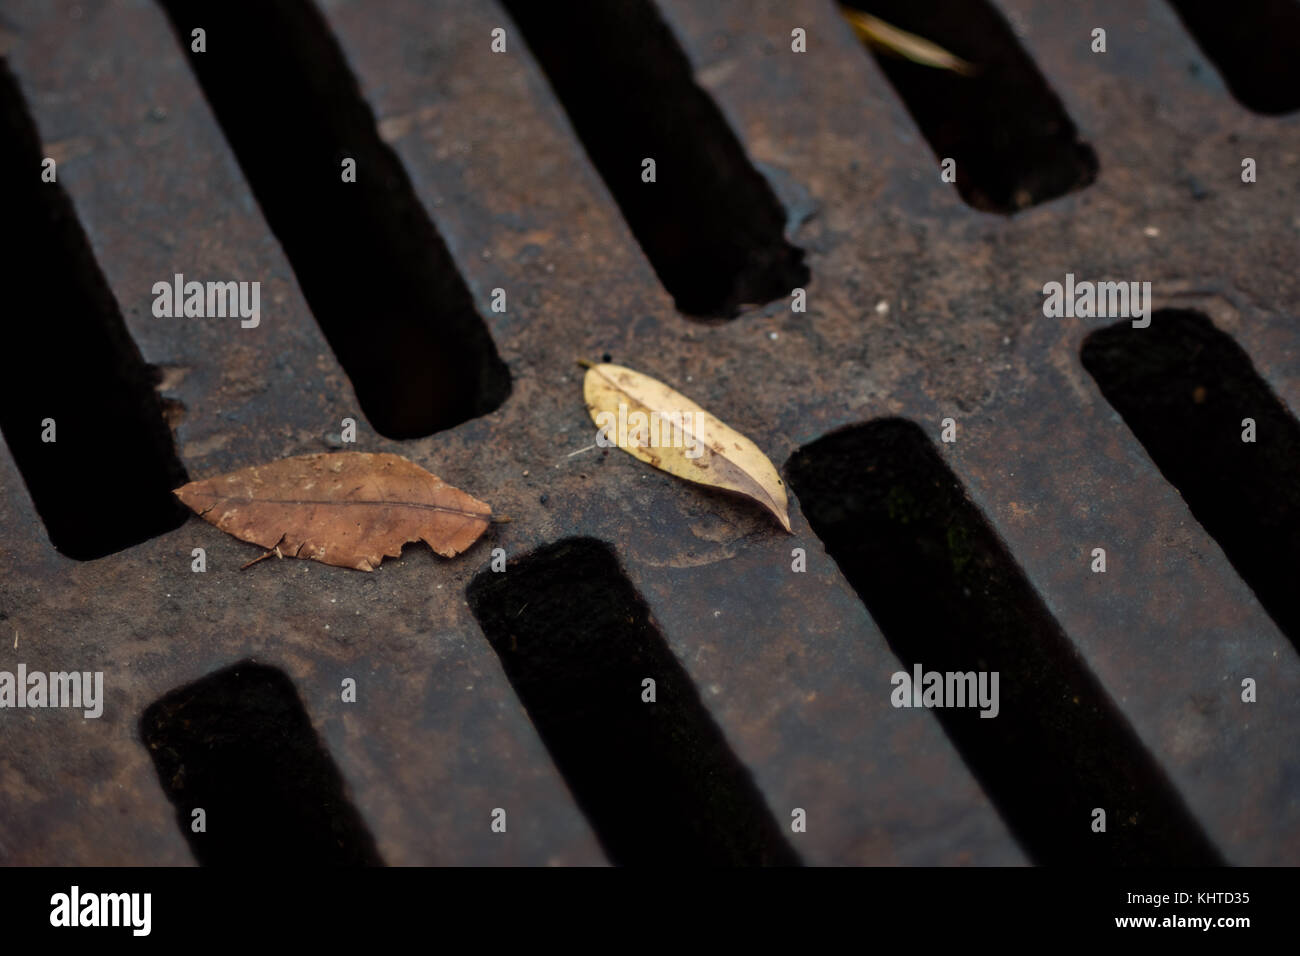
left=500, top=0, right=809, bottom=320
left=786, top=420, right=1221, bottom=864
left=1082, top=309, right=1300, bottom=653
left=157, top=0, right=511, bottom=440
left=140, top=661, right=382, bottom=866
left=842, top=0, right=1098, bottom=212
left=467, top=538, right=800, bottom=866
left=0, top=60, right=189, bottom=560
left=1164, top=0, right=1300, bottom=115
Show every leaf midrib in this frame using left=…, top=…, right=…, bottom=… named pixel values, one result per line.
left=183, top=490, right=489, bottom=521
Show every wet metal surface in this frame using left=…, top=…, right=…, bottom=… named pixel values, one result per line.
left=0, top=0, right=1297, bottom=864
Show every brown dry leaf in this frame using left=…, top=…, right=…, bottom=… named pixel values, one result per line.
left=582, top=362, right=792, bottom=532
left=840, top=7, right=974, bottom=75
left=174, top=452, right=493, bottom=571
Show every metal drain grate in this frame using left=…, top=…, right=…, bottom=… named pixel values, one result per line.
left=0, top=0, right=1297, bottom=867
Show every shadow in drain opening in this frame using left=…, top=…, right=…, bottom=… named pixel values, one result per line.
left=786, top=419, right=1222, bottom=865
left=140, top=661, right=383, bottom=866
left=468, top=537, right=800, bottom=866
left=0, top=59, right=189, bottom=560
left=1083, top=309, right=1300, bottom=655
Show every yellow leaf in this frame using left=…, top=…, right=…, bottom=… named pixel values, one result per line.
left=582, top=362, right=792, bottom=532
left=840, top=7, right=974, bottom=75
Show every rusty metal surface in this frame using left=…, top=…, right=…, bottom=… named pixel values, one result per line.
left=0, top=0, right=1297, bottom=865
left=0, top=0, right=603, bottom=867
left=651, top=0, right=1300, bottom=864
